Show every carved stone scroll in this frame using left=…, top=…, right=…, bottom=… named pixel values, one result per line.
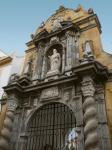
left=42, top=87, right=58, bottom=99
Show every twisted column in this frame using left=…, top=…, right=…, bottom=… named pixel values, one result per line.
left=82, top=80, right=100, bottom=150
left=0, top=101, right=17, bottom=150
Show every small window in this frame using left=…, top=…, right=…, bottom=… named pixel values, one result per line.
left=0, top=69, right=2, bottom=77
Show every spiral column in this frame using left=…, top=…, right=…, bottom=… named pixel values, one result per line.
left=82, top=79, right=100, bottom=150
left=0, top=101, right=17, bottom=150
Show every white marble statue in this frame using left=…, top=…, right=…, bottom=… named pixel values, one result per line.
left=48, top=49, right=61, bottom=71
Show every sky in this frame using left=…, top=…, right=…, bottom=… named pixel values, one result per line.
left=0, top=0, right=112, bottom=56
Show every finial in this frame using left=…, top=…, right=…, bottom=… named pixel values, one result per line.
left=59, top=3, right=64, bottom=9
left=30, top=34, right=34, bottom=39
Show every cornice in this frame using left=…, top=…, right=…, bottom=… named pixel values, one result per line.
left=2, top=60, right=111, bottom=96
left=75, top=14, right=102, bottom=34
left=0, top=56, right=12, bottom=66
left=25, top=40, right=34, bottom=47
left=25, top=47, right=36, bottom=53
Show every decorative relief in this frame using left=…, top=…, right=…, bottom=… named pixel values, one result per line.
left=64, top=91, right=69, bottom=101
left=42, top=87, right=58, bottom=99
left=70, top=102, right=77, bottom=110
left=51, top=15, right=63, bottom=32
left=26, top=109, right=33, bottom=117
left=82, top=84, right=95, bottom=97
left=6, top=101, right=18, bottom=111
left=34, top=99, right=38, bottom=107
left=50, top=36, right=59, bottom=44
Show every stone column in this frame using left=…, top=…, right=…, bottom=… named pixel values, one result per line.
left=81, top=76, right=100, bottom=150
left=18, top=133, right=28, bottom=150
left=0, top=101, right=18, bottom=150
left=62, top=46, right=65, bottom=73
left=41, top=55, right=47, bottom=79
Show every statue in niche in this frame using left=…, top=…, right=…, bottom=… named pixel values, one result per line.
left=49, top=49, right=61, bottom=71
left=46, top=49, right=61, bottom=77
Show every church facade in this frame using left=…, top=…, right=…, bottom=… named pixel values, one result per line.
left=0, top=4, right=112, bottom=150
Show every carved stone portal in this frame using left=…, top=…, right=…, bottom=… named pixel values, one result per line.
left=42, top=87, right=58, bottom=99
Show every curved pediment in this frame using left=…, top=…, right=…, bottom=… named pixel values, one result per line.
left=32, top=5, right=93, bottom=39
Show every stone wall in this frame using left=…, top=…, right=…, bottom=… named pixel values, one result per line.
left=105, top=82, right=112, bottom=148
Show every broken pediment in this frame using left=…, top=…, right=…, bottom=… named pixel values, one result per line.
left=33, top=28, right=48, bottom=44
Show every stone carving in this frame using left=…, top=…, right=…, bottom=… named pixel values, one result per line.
left=7, top=101, right=18, bottom=111
left=88, top=8, right=94, bottom=14
left=82, top=82, right=100, bottom=150
left=8, top=73, right=20, bottom=85
left=49, top=49, right=61, bottom=71
left=82, top=84, right=95, bottom=97
left=51, top=15, right=63, bottom=32
left=39, top=21, right=45, bottom=28
left=59, top=4, right=65, bottom=9
left=42, top=87, right=58, bottom=99
left=46, top=49, right=61, bottom=77
left=74, top=4, right=81, bottom=12
left=34, top=99, right=38, bottom=107
left=70, top=102, right=77, bottom=110
left=26, top=109, right=33, bottom=117
left=67, top=16, right=71, bottom=21
left=0, top=101, right=17, bottom=150
left=30, top=34, right=34, bottom=39
left=64, top=91, right=69, bottom=101
left=50, top=36, right=59, bottom=44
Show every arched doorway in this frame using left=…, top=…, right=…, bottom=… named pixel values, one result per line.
left=27, top=103, right=77, bottom=150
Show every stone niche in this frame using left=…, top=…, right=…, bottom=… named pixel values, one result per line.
left=45, top=44, right=63, bottom=77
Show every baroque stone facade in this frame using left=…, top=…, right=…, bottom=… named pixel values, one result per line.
left=0, top=4, right=112, bottom=150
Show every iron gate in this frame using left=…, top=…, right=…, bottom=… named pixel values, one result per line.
left=27, top=103, right=77, bottom=150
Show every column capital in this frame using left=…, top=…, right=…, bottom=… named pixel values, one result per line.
left=6, top=101, right=18, bottom=112
left=82, top=83, right=95, bottom=97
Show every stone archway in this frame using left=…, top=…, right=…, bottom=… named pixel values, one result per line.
left=26, top=102, right=77, bottom=150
